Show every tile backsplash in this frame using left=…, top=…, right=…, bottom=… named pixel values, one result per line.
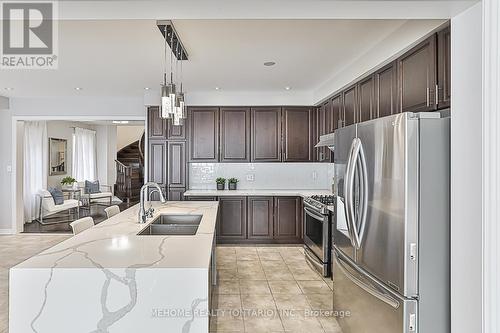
left=189, top=163, right=334, bottom=190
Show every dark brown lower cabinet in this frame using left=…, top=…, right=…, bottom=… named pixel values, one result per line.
left=218, top=197, right=247, bottom=242
left=274, top=197, right=302, bottom=241
left=168, top=187, right=185, bottom=201
left=247, top=197, right=274, bottom=240
left=213, top=195, right=302, bottom=244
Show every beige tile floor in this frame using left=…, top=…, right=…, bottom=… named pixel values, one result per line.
left=0, top=236, right=341, bottom=333
left=0, top=234, right=71, bottom=333
left=212, top=246, right=342, bottom=333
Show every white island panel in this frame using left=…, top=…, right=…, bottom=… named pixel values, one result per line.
left=9, top=201, right=218, bottom=333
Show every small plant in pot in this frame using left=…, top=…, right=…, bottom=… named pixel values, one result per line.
left=216, top=177, right=226, bottom=190
left=228, top=178, right=239, bottom=190
left=61, top=176, right=77, bottom=189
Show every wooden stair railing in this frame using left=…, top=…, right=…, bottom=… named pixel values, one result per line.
left=115, top=160, right=141, bottom=204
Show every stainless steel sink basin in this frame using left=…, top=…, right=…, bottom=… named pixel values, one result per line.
left=137, top=214, right=202, bottom=236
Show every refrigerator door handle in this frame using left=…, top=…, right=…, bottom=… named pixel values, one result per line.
left=344, top=138, right=358, bottom=247
left=357, top=139, right=369, bottom=245
left=345, top=138, right=364, bottom=249
left=335, top=251, right=400, bottom=309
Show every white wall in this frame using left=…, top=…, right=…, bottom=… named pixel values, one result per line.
left=46, top=121, right=96, bottom=188
left=0, top=96, right=8, bottom=109
left=15, top=122, right=24, bottom=231
left=189, top=163, right=334, bottom=190
left=0, top=97, right=12, bottom=232
left=11, top=96, right=145, bottom=118
left=451, top=3, right=483, bottom=333
left=117, top=125, right=144, bottom=151
left=95, top=125, right=117, bottom=187
left=144, top=89, right=314, bottom=106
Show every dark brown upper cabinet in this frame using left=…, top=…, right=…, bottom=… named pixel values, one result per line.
left=358, top=76, right=375, bottom=123
left=167, top=119, right=186, bottom=140
left=315, top=103, right=328, bottom=162
left=343, top=85, right=358, bottom=126
left=282, top=106, right=313, bottom=162
left=218, top=196, right=247, bottom=241
left=167, top=141, right=186, bottom=188
left=148, top=140, right=167, bottom=186
left=374, top=61, right=398, bottom=118
left=147, top=106, right=167, bottom=140
left=247, top=197, right=274, bottom=240
left=437, top=24, right=451, bottom=109
left=331, top=94, right=342, bottom=131
left=188, top=107, right=219, bottom=162
left=251, top=107, right=282, bottom=162
left=220, top=107, right=251, bottom=162
left=398, top=35, right=437, bottom=113
left=273, top=196, right=302, bottom=241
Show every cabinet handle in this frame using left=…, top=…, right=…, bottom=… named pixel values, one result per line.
left=435, top=84, right=439, bottom=106
left=426, top=87, right=430, bottom=107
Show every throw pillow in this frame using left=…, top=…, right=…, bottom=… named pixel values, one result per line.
left=48, top=187, right=64, bottom=205
left=85, top=180, right=101, bottom=194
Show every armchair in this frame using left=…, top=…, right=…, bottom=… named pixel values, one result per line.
left=78, top=181, right=113, bottom=209
left=36, top=189, right=81, bottom=225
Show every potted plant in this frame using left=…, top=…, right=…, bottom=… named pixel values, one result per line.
left=216, top=177, right=226, bottom=190
left=61, top=176, right=77, bottom=189
left=228, top=178, right=239, bottom=190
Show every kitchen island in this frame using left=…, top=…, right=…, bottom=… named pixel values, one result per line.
left=9, top=201, right=219, bottom=333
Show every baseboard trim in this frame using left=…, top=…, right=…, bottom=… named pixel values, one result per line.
left=0, top=228, right=15, bottom=235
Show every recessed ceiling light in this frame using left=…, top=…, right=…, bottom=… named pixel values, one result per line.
left=285, top=86, right=291, bottom=91
left=264, top=61, right=276, bottom=67
left=4, top=87, right=14, bottom=91
left=112, top=121, right=129, bottom=124
left=215, top=87, right=220, bottom=90
left=74, top=87, right=82, bottom=91
left=144, top=87, right=150, bottom=90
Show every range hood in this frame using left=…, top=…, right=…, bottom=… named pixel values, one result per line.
left=315, top=133, right=335, bottom=152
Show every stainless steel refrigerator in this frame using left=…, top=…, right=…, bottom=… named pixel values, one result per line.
left=332, top=112, right=450, bottom=333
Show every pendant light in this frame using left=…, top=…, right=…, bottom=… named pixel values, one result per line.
left=174, top=44, right=187, bottom=125
left=160, top=26, right=173, bottom=119
left=158, top=21, right=187, bottom=125
left=167, top=28, right=177, bottom=119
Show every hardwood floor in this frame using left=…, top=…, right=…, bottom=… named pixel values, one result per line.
left=23, top=202, right=133, bottom=234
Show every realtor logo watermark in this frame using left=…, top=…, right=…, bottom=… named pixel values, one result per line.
left=1, top=1, right=58, bottom=69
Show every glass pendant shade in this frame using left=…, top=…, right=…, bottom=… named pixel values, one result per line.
left=168, top=83, right=177, bottom=117
left=176, top=92, right=187, bottom=119
left=160, top=84, right=172, bottom=119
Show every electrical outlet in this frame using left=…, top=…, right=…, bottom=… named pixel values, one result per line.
left=312, top=171, right=318, bottom=180
left=246, top=174, right=255, bottom=182
left=6, top=165, right=12, bottom=173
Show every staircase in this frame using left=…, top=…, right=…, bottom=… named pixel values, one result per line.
left=115, top=133, right=145, bottom=204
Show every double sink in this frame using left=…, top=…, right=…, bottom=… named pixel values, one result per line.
left=138, top=214, right=203, bottom=236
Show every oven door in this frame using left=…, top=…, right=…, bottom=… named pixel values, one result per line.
left=303, top=204, right=328, bottom=262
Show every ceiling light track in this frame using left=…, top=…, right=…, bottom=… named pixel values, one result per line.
left=156, top=20, right=188, bottom=61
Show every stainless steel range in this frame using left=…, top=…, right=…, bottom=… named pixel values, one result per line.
left=303, top=195, right=334, bottom=277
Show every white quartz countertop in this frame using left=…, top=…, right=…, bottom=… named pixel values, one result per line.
left=184, top=189, right=333, bottom=197
left=12, top=201, right=219, bottom=270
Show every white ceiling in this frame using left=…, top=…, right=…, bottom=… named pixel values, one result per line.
left=0, top=19, right=444, bottom=99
